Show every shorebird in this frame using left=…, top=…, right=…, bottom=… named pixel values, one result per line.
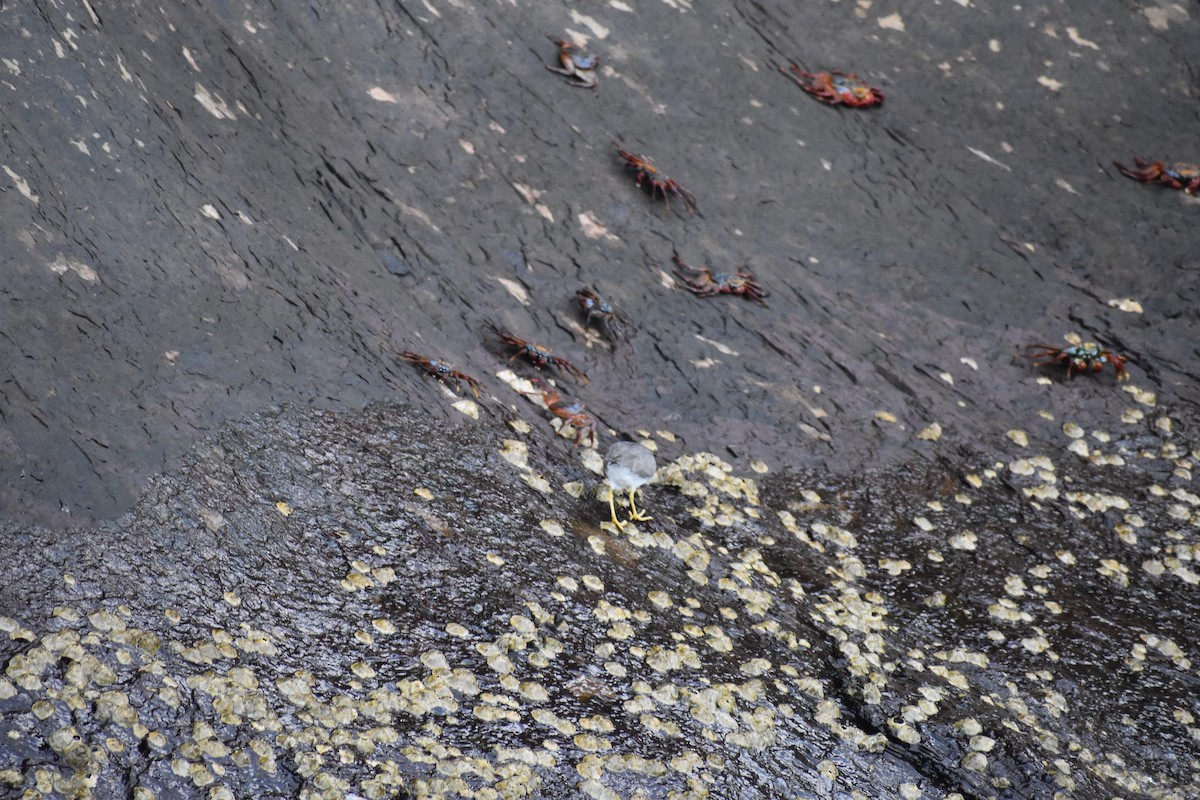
left=605, top=441, right=656, bottom=529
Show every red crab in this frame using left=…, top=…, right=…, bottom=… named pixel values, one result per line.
left=575, top=286, right=630, bottom=345
left=485, top=322, right=589, bottom=383
left=546, top=36, right=599, bottom=89
left=397, top=350, right=481, bottom=398
left=529, top=378, right=598, bottom=448
left=779, top=65, right=884, bottom=108
left=673, top=252, right=769, bottom=306
left=1025, top=343, right=1129, bottom=381
left=613, top=142, right=698, bottom=213
left=1114, top=158, right=1200, bottom=194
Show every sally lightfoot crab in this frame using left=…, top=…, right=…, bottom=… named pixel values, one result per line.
left=673, top=252, right=769, bottom=305
left=528, top=378, right=598, bottom=448
left=1114, top=158, right=1200, bottom=194
left=396, top=350, right=482, bottom=397
left=613, top=142, right=698, bottom=213
left=576, top=286, right=630, bottom=345
left=1025, top=342, right=1129, bottom=381
left=485, top=322, right=589, bottom=383
left=546, top=36, right=599, bottom=89
left=779, top=65, right=884, bottom=108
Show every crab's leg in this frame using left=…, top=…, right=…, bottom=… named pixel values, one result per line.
left=678, top=187, right=698, bottom=213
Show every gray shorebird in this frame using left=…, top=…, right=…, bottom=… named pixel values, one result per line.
left=605, top=441, right=656, bottom=529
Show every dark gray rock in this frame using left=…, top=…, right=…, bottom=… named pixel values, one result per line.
left=2, top=401, right=1198, bottom=799
left=2, top=0, right=1196, bottom=525
left=1, top=0, right=1198, bottom=797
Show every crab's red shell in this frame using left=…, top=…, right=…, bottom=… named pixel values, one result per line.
left=1025, top=343, right=1129, bottom=382
left=1115, top=157, right=1200, bottom=194
left=613, top=143, right=698, bottom=213
left=780, top=65, right=884, bottom=108
left=673, top=253, right=769, bottom=306
left=529, top=379, right=598, bottom=448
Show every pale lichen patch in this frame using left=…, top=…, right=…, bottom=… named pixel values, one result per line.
left=1006, top=429, right=1029, bottom=447
left=948, top=530, right=978, bottom=550
left=917, top=423, right=943, bottom=441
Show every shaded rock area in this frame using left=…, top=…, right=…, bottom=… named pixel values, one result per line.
left=2, top=0, right=1200, bottom=798
left=1, top=401, right=1199, bottom=799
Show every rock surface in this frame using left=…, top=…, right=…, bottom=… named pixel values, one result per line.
left=1, top=1, right=1198, bottom=798
left=2, top=402, right=1199, bottom=799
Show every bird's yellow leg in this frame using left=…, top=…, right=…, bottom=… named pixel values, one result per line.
left=627, top=488, right=652, bottom=522
left=609, top=489, right=627, bottom=529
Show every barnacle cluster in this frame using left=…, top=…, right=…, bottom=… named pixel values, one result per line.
left=2, top=376, right=1197, bottom=798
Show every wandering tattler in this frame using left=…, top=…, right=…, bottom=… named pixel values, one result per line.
left=605, top=441, right=656, bottom=529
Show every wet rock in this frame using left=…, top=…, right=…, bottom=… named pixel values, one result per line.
left=1, top=0, right=1196, bottom=525
left=1, top=0, right=1198, bottom=797
left=2, top=399, right=1198, bottom=798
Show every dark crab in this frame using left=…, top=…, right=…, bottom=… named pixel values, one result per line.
left=1025, top=342, right=1129, bottom=381
left=673, top=252, right=769, bottom=306
left=485, top=322, right=588, bottom=383
left=613, top=142, right=698, bottom=213
left=396, top=350, right=482, bottom=398
left=546, top=36, right=599, bottom=90
left=1114, top=157, right=1200, bottom=194
left=528, top=378, right=598, bottom=448
left=575, top=286, right=630, bottom=345
left=779, top=65, right=884, bottom=108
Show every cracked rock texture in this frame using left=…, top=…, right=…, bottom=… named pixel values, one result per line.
left=1, top=1, right=1198, bottom=798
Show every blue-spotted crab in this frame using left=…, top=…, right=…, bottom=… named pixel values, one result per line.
left=1114, top=158, right=1200, bottom=194
left=1025, top=342, right=1129, bottom=381
left=485, top=322, right=589, bottom=383
left=673, top=252, right=769, bottom=306
left=614, top=142, right=698, bottom=213
left=779, top=65, right=884, bottom=108
left=397, top=350, right=482, bottom=398
left=575, top=286, right=630, bottom=345
left=546, top=36, right=599, bottom=90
